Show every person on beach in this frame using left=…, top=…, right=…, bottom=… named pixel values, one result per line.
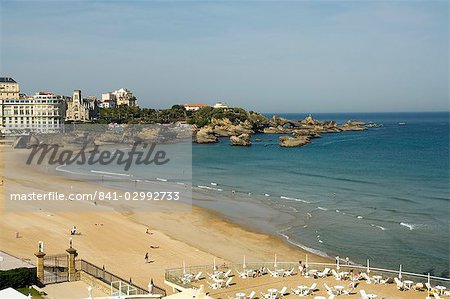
left=298, top=261, right=304, bottom=276
left=145, top=252, right=149, bottom=263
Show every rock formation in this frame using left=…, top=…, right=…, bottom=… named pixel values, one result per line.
left=279, top=135, right=310, bottom=147
left=194, top=126, right=218, bottom=143
left=230, top=133, right=252, bottom=146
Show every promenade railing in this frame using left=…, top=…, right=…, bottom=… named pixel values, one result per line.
left=77, top=259, right=166, bottom=296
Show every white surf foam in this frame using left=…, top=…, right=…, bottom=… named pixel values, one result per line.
left=280, top=195, right=311, bottom=204
left=400, top=222, right=416, bottom=231
left=91, top=170, right=131, bottom=177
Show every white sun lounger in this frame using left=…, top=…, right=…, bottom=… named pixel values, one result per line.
left=268, top=268, right=279, bottom=278
left=207, top=281, right=220, bottom=289
left=248, top=291, right=256, bottom=299
left=192, top=271, right=202, bottom=281
left=394, top=277, right=406, bottom=291
left=237, top=270, right=247, bottom=279
left=331, top=269, right=340, bottom=280
left=291, top=288, right=301, bottom=296
left=323, top=283, right=337, bottom=296
left=224, top=269, right=232, bottom=277
left=278, top=286, right=287, bottom=297
left=316, top=268, right=331, bottom=278
left=224, top=277, right=233, bottom=288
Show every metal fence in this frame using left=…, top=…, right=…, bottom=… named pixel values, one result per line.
left=165, top=261, right=450, bottom=290
left=77, top=259, right=166, bottom=296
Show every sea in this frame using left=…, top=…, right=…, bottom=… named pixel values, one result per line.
left=55, top=112, right=449, bottom=276
left=191, top=112, right=449, bottom=277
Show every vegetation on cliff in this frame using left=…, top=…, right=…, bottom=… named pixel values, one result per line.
left=97, top=105, right=269, bottom=129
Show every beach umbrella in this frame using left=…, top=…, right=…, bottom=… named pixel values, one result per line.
left=336, top=256, right=340, bottom=271
left=427, top=273, right=430, bottom=297
left=243, top=255, right=246, bottom=269
left=183, top=261, right=186, bottom=275
left=366, top=259, right=370, bottom=274
left=398, top=264, right=402, bottom=280
left=305, top=254, right=308, bottom=268
left=274, top=254, right=278, bottom=269
left=427, top=272, right=430, bottom=284
left=213, top=257, right=217, bottom=271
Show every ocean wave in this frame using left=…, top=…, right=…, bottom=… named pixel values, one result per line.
left=317, top=206, right=328, bottom=211
left=197, top=185, right=223, bottom=192
left=156, top=177, right=168, bottom=182
left=278, top=232, right=328, bottom=258
left=400, top=222, right=418, bottom=231
left=280, top=195, right=311, bottom=204
left=91, top=170, right=131, bottom=177
left=370, top=224, right=387, bottom=231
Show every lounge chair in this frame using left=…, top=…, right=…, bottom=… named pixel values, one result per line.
left=268, top=268, right=279, bottom=278
left=380, top=277, right=392, bottom=284
left=224, top=277, right=233, bottom=288
left=359, top=289, right=369, bottom=299
left=291, top=288, right=301, bottom=296
left=284, top=268, right=295, bottom=276
left=342, top=282, right=359, bottom=295
left=433, top=293, right=442, bottom=299
left=359, top=273, right=372, bottom=284
left=237, top=270, right=247, bottom=279
left=328, top=295, right=335, bottom=299
left=278, top=286, right=287, bottom=297
left=331, top=269, right=340, bottom=280
left=224, top=269, right=232, bottom=277
left=425, top=282, right=434, bottom=292
left=248, top=291, right=256, bottom=299
left=260, top=292, right=271, bottom=299
left=207, top=281, right=219, bottom=289
left=323, top=283, right=337, bottom=296
left=192, top=271, right=202, bottom=282
left=394, top=277, right=405, bottom=291
left=315, top=268, right=331, bottom=278
left=309, top=282, right=317, bottom=293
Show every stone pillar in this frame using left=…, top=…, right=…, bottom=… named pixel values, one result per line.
left=66, top=247, right=78, bottom=281
left=35, top=251, right=46, bottom=282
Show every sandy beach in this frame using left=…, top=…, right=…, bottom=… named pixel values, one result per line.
left=0, top=144, right=328, bottom=291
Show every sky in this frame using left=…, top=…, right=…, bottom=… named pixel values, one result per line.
left=0, top=0, right=448, bottom=113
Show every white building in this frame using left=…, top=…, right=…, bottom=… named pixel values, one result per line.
left=0, top=91, right=65, bottom=134
left=0, top=77, right=19, bottom=100
left=183, top=103, right=209, bottom=111
left=111, top=88, right=138, bottom=107
left=100, top=92, right=117, bottom=108
left=213, top=102, right=228, bottom=109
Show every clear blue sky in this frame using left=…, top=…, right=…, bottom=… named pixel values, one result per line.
left=0, top=0, right=448, bottom=112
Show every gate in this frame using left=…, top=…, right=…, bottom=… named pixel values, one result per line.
left=42, top=254, right=69, bottom=284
